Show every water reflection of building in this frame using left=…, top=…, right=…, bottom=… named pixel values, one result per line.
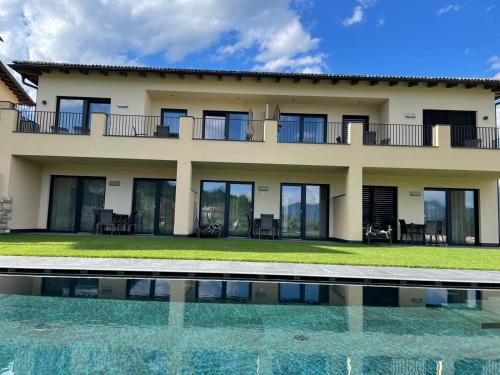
left=0, top=276, right=499, bottom=374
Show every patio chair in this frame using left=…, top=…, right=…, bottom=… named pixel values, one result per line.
left=92, top=208, right=102, bottom=234
left=424, top=220, right=439, bottom=246
left=97, top=209, right=115, bottom=234
left=336, top=136, right=342, bottom=144
left=196, top=213, right=223, bottom=238
left=258, top=214, right=276, bottom=240
left=380, top=138, right=391, bottom=145
left=124, top=210, right=137, bottom=234
left=365, top=224, right=393, bottom=245
left=399, top=219, right=410, bottom=244
left=133, top=126, right=148, bottom=137
left=154, top=126, right=170, bottom=138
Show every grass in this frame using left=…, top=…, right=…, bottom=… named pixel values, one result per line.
left=0, top=233, right=498, bottom=270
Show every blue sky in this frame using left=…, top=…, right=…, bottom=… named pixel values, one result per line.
left=139, top=0, right=500, bottom=78
left=0, top=0, right=499, bottom=79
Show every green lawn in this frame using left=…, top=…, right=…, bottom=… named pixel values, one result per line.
left=0, top=233, right=498, bottom=270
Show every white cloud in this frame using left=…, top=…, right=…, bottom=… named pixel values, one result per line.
left=343, top=6, right=364, bottom=27
left=0, top=0, right=325, bottom=73
left=464, top=48, right=471, bottom=56
left=342, top=0, right=377, bottom=27
left=377, top=17, right=385, bottom=26
left=486, top=4, right=496, bottom=12
left=437, top=4, right=461, bottom=15
left=489, top=56, right=500, bottom=71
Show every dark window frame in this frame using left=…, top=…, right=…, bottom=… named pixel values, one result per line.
left=279, top=113, right=328, bottom=143
left=279, top=183, right=330, bottom=240
left=424, top=187, right=479, bottom=246
left=56, top=96, right=111, bottom=129
left=202, top=110, right=249, bottom=140
left=132, top=178, right=177, bottom=235
left=160, top=108, right=187, bottom=135
left=47, top=175, right=106, bottom=233
left=41, top=277, right=99, bottom=298
left=199, top=180, right=255, bottom=237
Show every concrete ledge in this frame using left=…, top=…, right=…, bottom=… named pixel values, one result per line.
left=0, top=256, right=499, bottom=289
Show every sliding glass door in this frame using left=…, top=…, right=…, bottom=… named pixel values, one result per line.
left=281, top=184, right=329, bottom=239
left=200, top=181, right=253, bottom=237
left=133, top=179, right=176, bottom=235
left=424, top=189, right=478, bottom=245
left=49, top=176, right=105, bottom=232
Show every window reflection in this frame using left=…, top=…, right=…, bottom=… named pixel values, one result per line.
left=196, top=281, right=251, bottom=302
left=127, top=279, right=170, bottom=300
left=279, top=283, right=329, bottom=304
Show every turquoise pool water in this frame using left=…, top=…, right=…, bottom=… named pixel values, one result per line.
left=0, top=276, right=498, bottom=374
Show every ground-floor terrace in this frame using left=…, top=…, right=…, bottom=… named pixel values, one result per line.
left=4, top=156, right=500, bottom=246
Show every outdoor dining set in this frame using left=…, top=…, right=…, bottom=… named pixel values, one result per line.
left=365, top=219, right=446, bottom=246
left=92, top=209, right=137, bottom=235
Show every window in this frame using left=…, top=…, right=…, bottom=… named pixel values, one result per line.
left=278, top=114, right=326, bottom=143
left=161, top=109, right=187, bottom=137
left=57, top=97, right=111, bottom=131
left=196, top=281, right=251, bottom=301
left=279, top=283, right=329, bottom=304
left=202, top=111, right=249, bottom=140
left=41, top=278, right=99, bottom=298
left=126, top=279, right=171, bottom=300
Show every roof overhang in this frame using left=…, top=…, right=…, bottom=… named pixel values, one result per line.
left=9, top=60, right=500, bottom=99
left=0, top=61, right=35, bottom=105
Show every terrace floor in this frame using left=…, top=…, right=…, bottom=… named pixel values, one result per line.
left=0, top=234, right=499, bottom=272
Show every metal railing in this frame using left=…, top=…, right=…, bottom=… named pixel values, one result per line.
left=363, top=124, right=431, bottom=147
left=277, top=121, right=347, bottom=144
left=15, top=110, right=90, bottom=135
left=451, top=126, right=500, bottom=149
left=105, top=115, right=180, bottom=138
left=193, top=118, right=264, bottom=141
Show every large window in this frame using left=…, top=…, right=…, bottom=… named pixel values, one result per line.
left=41, top=278, right=99, bottom=298
left=202, top=111, right=249, bottom=140
left=200, top=181, right=253, bottom=237
left=278, top=114, right=327, bottom=143
left=161, top=108, right=187, bottom=137
left=57, top=97, right=111, bottom=132
left=48, top=176, right=106, bottom=232
left=424, top=188, right=478, bottom=245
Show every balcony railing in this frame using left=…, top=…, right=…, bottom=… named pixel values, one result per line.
left=15, top=110, right=90, bottom=135
left=277, top=121, right=347, bottom=144
left=193, top=118, right=264, bottom=141
left=363, top=124, right=431, bottom=147
left=106, top=115, right=180, bottom=138
left=451, top=126, right=500, bottom=149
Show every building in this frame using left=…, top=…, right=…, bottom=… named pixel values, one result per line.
left=0, top=61, right=34, bottom=105
left=1, top=60, right=499, bottom=245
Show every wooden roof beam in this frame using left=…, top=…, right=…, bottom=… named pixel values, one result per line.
left=369, top=80, right=379, bottom=86
left=446, top=83, right=458, bottom=88
left=389, top=81, right=398, bottom=87
left=408, top=81, right=419, bottom=87
left=350, top=79, right=359, bottom=86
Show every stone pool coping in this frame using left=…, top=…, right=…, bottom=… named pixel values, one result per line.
left=0, top=256, right=499, bottom=288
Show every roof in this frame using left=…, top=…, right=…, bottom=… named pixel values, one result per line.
left=9, top=60, right=500, bottom=95
left=0, top=61, right=34, bottom=105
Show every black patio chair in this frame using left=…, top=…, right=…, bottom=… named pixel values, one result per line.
left=125, top=210, right=138, bottom=234
left=133, top=126, right=148, bottom=137
left=259, top=214, right=276, bottom=239
left=424, top=220, right=440, bottom=246
left=154, top=126, right=170, bottom=138
left=399, top=219, right=410, bottom=244
left=97, top=209, right=115, bottom=234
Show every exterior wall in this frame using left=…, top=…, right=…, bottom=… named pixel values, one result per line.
left=192, top=166, right=346, bottom=238
left=364, top=172, right=500, bottom=245
left=0, top=80, right=17, bottom=103
left=36, top=162, right=176, bottom=229
left=34, top=72, right=497, bottom=127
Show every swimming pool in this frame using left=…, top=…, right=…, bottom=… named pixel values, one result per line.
left=0, top=275, right=498, bottom=374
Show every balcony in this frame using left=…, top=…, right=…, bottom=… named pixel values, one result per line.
left=16, top=110, right=90, bottom=135
left=363, top=124, right=432, bottom=147
left=192, top=118, right=264, bottom=142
